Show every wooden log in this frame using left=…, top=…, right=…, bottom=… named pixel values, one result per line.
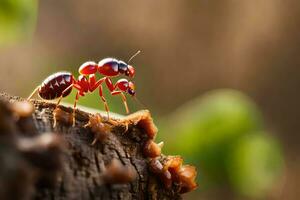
left=0, top=92, right=196, bottom=200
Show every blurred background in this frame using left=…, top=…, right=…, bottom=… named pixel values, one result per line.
left=0, top=0, right=299, bottom=199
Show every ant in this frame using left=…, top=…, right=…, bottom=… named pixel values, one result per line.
left=27, top=51, right=141, bottom=126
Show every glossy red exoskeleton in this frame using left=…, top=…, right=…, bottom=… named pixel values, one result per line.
left=27, top=51, right=141, bottom=126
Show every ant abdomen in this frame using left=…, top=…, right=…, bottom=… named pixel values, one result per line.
left=38, top=72, right=74, bottom=100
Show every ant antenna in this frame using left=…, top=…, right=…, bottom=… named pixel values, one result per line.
left=133, top=96, right=147, bottom=109
left=128, top=50, right=141, bottom=64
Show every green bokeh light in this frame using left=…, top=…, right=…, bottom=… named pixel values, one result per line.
left=0, top=0, right=37, bottom=45
left=227, top=133, right=284, bottom=198
left=159, top=89, right=283, bottom=197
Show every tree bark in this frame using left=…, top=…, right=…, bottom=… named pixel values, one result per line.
left=0, top=92, right=182, bottom=200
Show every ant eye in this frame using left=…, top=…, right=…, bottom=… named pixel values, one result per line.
left=128, top=89, right=135, bottom=96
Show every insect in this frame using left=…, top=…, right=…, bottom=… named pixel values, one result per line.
left=27, top=51, right=141, bottom=126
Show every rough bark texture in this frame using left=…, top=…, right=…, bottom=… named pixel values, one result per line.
left=0, top=92, right=181, bottom=200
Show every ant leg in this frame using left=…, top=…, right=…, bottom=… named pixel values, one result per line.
left=105, top=77, right=115, bottom=91
left=71, top=91, right=80, bottom=127
left=55, top=84, right=74, bottom=108
left=104, top=78, right=129, bottom=113
left=99, top=85, right=110, bottom=119
left=53, top=84, right=74, bottom=128
left=88, top=75, right=105, bottom=92
left=104, top=77, right=129, bottom=112
left=88, top=76, right=110, bottom=119
left=111, top=91, right=129, bottom=114
left=120, top=93, right=129, bottom=114
left=27, top=86, right=40, bottom=100
left=110, top=91, right=130, bottom=133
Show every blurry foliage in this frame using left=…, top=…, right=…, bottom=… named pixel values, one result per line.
left=159, top=89, right=283, bottom=198
left=0, top=0, right=37, bottom=46
left=227, top=133, right=283, bottom=198
left=0, top=1, right=286, bottom=198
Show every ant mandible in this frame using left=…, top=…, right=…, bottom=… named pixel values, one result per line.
left=27, top=51, right=141, bottom=126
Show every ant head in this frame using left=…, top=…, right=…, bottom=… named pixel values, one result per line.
left=127, top=81, right=136, bottom=96
left=118, top=61, right=135, bottom=78
left=125, top=50, right=140, bottom=78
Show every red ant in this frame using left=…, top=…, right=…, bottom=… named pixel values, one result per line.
left=27, top=51, right=141, bottom=126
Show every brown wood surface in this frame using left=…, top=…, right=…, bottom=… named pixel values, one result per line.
left=0, top=92, right=181, bottom=200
